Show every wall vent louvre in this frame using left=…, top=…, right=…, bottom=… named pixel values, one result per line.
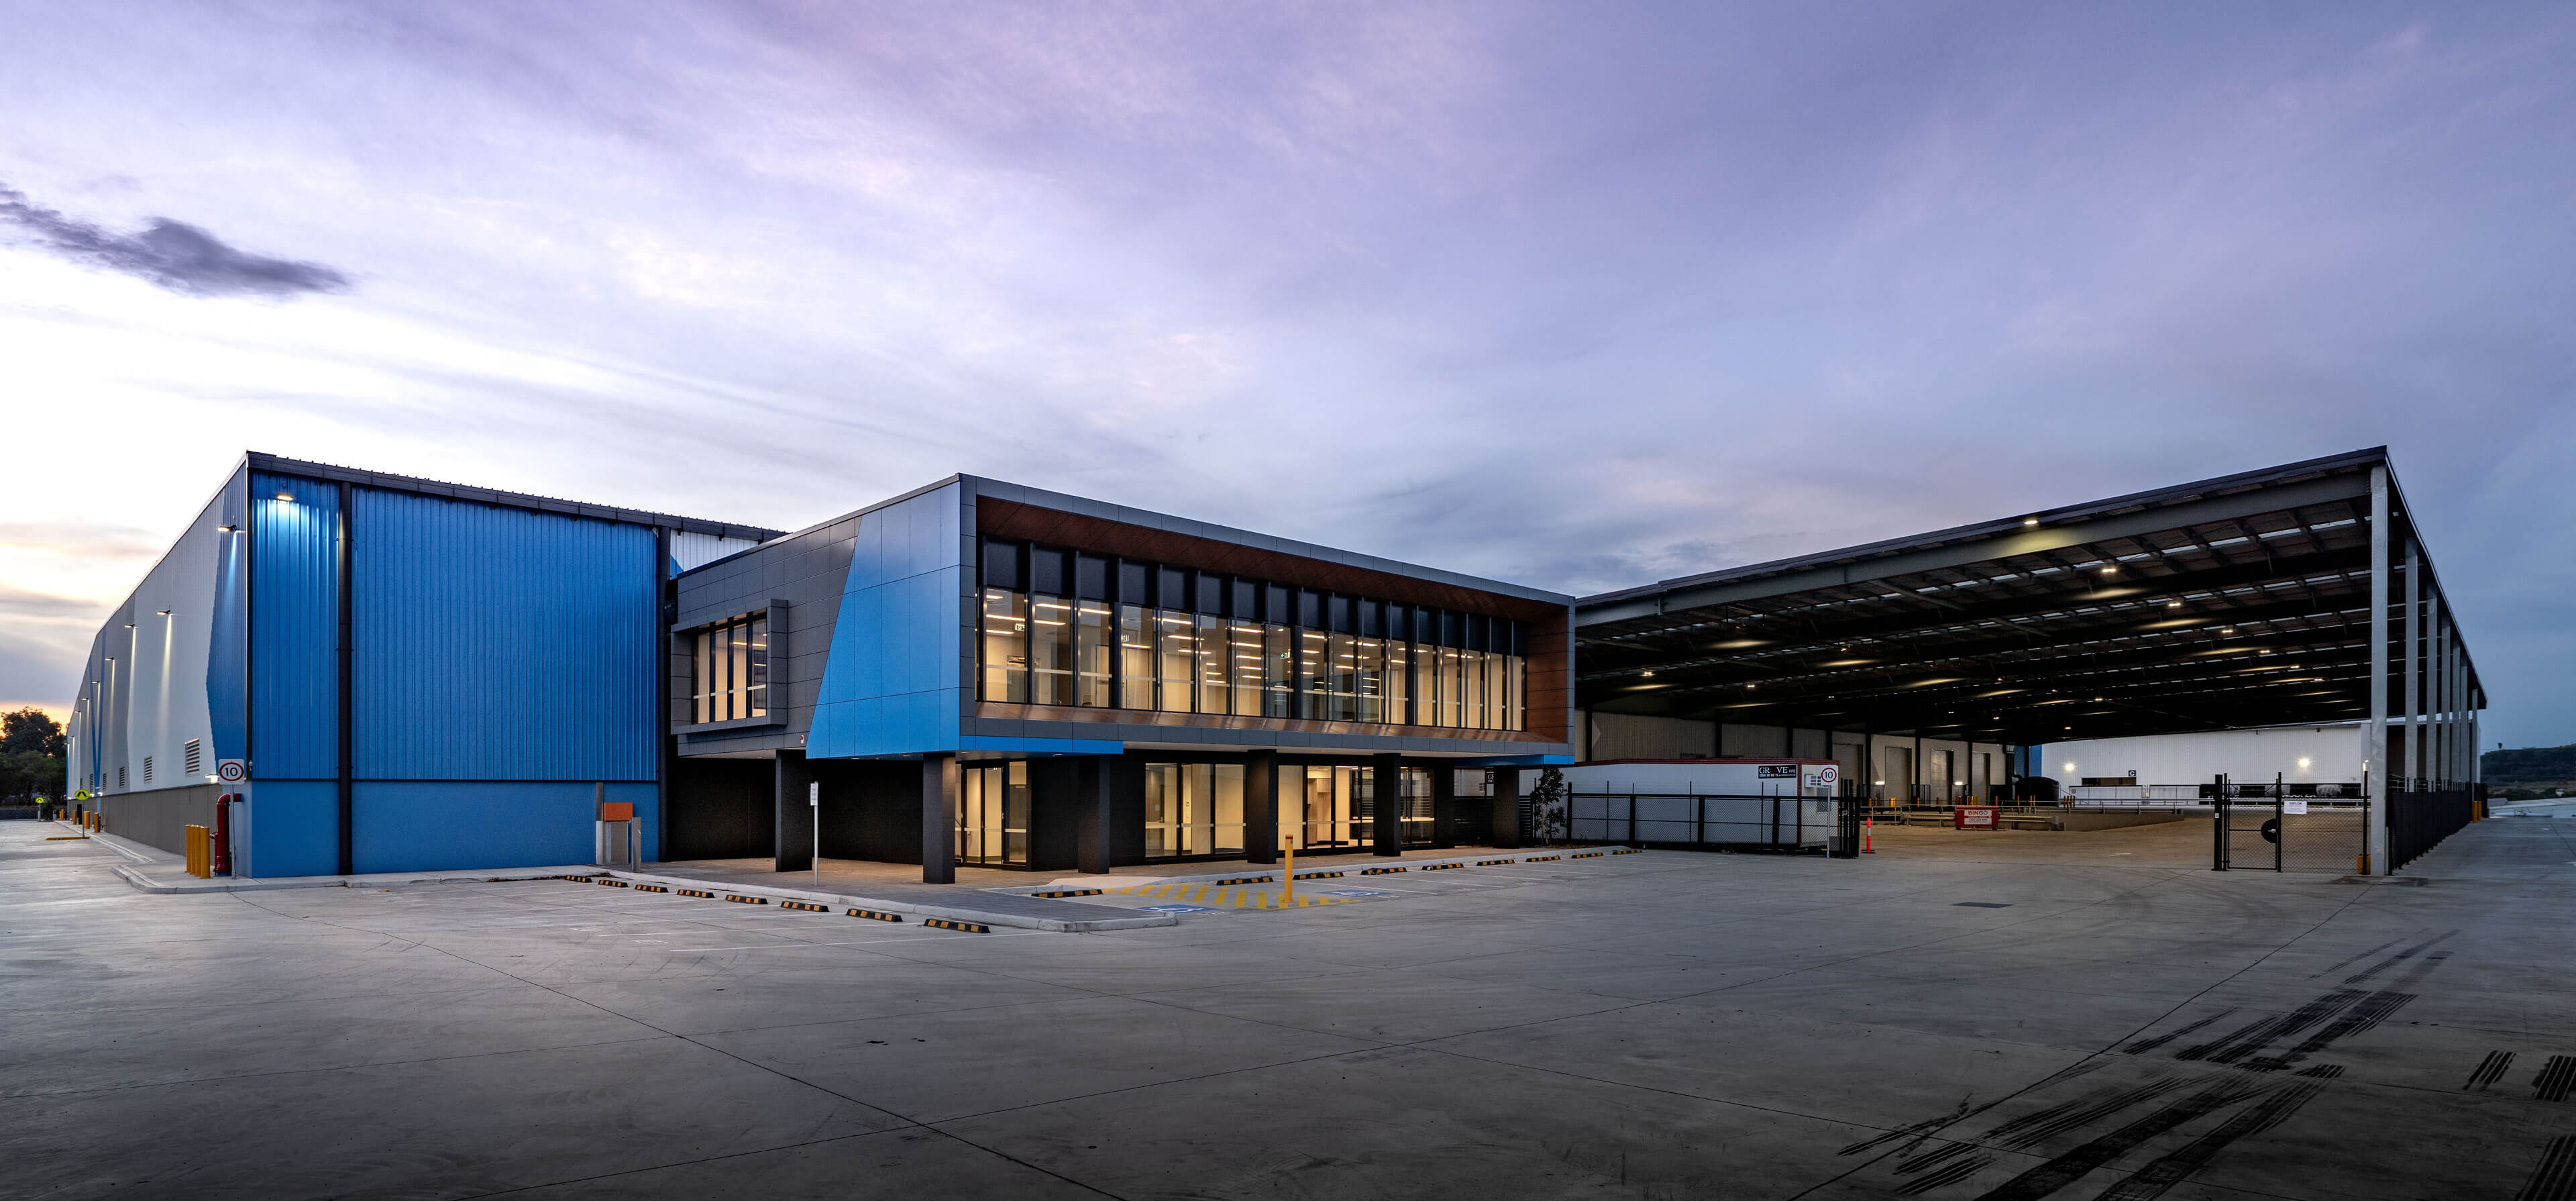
left=119, top=766, right=129, bottom=788
left=143, top=756, right=154, bottom=784
left=184, top=739, right=202, bottom=776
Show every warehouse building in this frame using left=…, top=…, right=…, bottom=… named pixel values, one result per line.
left=67, top=446, right=2481, bottom=880
left=65, top=455, right=1572, bottom=879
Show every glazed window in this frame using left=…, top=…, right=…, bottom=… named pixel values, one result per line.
left=690, top=616, right=769, bottom=723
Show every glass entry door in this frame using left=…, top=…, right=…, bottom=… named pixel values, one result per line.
left=1399, top=768, right=1434, bottom=845
left=1144, top=763, right=1246, bottom=858
left=961, top=762, right=1030, bottom=866
left=1297, top=766, right=1369, bottom=851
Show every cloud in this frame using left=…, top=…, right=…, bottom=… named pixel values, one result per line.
left=0, top=522, right=165, bottom=559
left=0, top=180, right=350, bottom=298
left=0, top=588, right=103, bottom=619
left=0, top=627, right=80, bottom=713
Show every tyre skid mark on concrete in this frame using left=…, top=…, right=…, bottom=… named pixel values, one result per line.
left=1846, top=934, right=2472, bottom=1197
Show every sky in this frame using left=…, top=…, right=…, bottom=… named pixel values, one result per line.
left=1, top=2, right=2570, bottom=745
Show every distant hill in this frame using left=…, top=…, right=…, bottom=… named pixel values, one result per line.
left=2483, top=745, right=2576, bottom=784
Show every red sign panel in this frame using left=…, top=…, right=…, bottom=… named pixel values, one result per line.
left=1954, top=806, right=1999, bottom=829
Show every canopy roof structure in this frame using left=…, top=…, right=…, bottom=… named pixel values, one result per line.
left=1574, top=448, right=2482, bottom=747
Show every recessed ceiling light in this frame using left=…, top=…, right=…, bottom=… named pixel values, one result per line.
left=2023, top=518, right=2039, bottom=527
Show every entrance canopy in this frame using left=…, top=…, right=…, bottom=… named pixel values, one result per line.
left=1574, top=448, right=2483, bottom=753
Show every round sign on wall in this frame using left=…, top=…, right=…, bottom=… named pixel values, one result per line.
left=1814, top=764, right=1839, bottom=786
left=216, top=760, right=246, bottom=784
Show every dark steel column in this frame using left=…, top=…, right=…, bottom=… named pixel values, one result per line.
left=334, top=480, right=354, bottom=877
left=921, top=753, right=959, bottom=884
left=774, top=749, right=813, bottom=872
left=1076, top=756, right=1115, bottom=874
left=1430, top=764, right=1456, bottom=848
left=1244, top=750, right=1279, bottom=864
left=1371, top=753, right=1401, bottom=855
left=1490, top=767, right=1522, bottom=847
left=653, top=526, right=672, bottom=866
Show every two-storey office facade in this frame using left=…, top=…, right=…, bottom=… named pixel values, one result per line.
left=666, top=476, right=1576, bottom=880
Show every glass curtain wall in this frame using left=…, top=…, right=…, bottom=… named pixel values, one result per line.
left=690, top=615, right=769, bottom=723
left=1144, top=762, right=1246, bottom=858
left=980, top=590, right=1028, bottom=703
left=977, top=539, right=1530, bottom=731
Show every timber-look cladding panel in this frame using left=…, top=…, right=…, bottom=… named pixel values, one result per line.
left=974, top=498, right=1564, bottom=622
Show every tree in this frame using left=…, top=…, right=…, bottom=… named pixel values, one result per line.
left=2, top=750, right=63, bottom=802
left=2, top=709, right=64, bottom=758
left=1, top=710, right=67, bottom=803
left=1527, top=765, right=1570, bottom=845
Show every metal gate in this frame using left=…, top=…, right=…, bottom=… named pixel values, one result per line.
left=1566, top=792, right=1832, bottom=851
left=2210, top=774, right=2365, bottom=874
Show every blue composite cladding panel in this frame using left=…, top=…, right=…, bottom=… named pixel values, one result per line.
left=350, top=489, right=663, bottom=870
left=808, top=483, right=969, bottom=758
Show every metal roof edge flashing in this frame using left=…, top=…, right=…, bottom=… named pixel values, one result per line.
left=1577, top=447, right=2394, bottom=611
left=244, top=452, right=782, bottom=541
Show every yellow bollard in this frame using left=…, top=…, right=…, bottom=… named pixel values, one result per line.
left=1282, top=834, right=1296, bottom=906
left=184, top=824, right=211, bottom=879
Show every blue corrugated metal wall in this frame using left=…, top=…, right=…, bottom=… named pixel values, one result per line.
left=243, top=780, right=338, bottom=879
left=249, top=473, right=340, bottom=782
left=241, top=477, right=666, bottom=875
left=355, top=781, right=655, bottom=873
left=347, top=489, right=660, bottom=871
left=808, top=484, right=966, bottom=758
left=352, top=490, right=658, bottom=782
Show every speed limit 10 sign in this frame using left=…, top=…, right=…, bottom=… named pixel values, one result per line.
left=217, top=760, right=247, bottom=784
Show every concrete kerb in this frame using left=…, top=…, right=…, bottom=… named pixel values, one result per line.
left=1019, top=847, right=1631, bottom=892
left=597, top=869, right=1178, bottom=934
left=113, top=861, right=612, bottom=895
left=101, top=849, right=1174, bottom=931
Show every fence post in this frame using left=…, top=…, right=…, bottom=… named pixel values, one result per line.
left=2212, top=773, right=2228, bottom=871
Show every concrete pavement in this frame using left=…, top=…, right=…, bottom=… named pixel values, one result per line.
left=5, top=813, right=2573, bottom=1198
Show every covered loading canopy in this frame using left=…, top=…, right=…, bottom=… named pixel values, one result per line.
left=1574, top=448, right=2483, bottom=760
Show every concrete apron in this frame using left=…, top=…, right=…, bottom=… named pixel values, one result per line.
left=88, top=819, right=1172, bottom=934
